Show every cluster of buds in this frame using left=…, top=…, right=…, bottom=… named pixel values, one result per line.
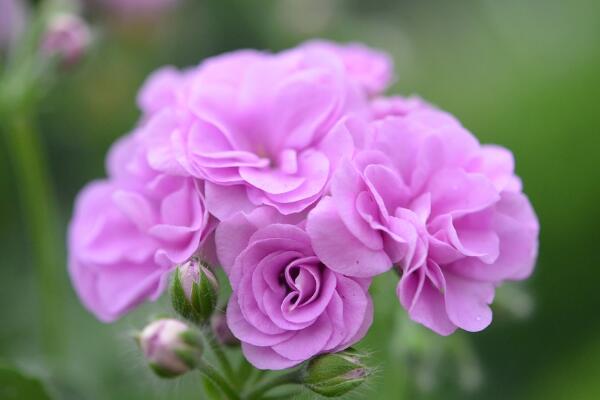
left=171, top=258, right=219, bottom=325
left=138, top=257, right=372, bottom=398
left=138, top=259, right=224, bottom=379
left=136, top=319, right=202, bottom=378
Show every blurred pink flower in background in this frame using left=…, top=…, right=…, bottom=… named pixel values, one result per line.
left=92, top=0, right=178, bottom=16
left=41, top=13, right=91, bottom=67
left=0, top=0, right=26, bottom=51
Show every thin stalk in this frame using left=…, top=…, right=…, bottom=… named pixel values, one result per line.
left=260, top=393, right=302, bottom=400
left=197, top=360, right=240, bottom=400
left=251, top=368, right=269, bottom=384
left=245, top=370, right=303, bottom=400
left=202, top=327, right=236, bottom=385
left=236, top=357, right=254, bottom=391
left=2, top=111, right=63, bottom=361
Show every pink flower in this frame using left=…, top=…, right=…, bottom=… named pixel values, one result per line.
left=134, top=42, right=391, bottom=219
left=370, top=95, right=433, bottom=120
left=307, top=109, right=539, bottom=335
left=216, top=207, right=373, bottom=369
left=300, top=40, right=394, bottom=95
left=68, top=134, right=213, bottom=321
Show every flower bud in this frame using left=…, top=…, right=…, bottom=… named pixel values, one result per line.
left=41, top=13, right=91, bottom=68
left=171, top=258, right=218, bottom=324
left=137, top=319, right=202, bottom=378
left=211, top=309, right=239, bottom=347
left=303, top=349, right=372, bottom=397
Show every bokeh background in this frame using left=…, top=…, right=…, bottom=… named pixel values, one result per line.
left=1, top=0, right=600, bottom=398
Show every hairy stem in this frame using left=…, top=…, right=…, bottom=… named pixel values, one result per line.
left=245, top=370, right=303, bottom=400
left=198, top=360, right=240, bottom=400
left=202, top=327, right=236, bottom=385
left=236, top=357, right=254, bottom=391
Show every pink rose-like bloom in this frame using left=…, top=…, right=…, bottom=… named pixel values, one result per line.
left=216, top=207, right=373, bottom=369
left=307, top=109, right=539, bottom=335
left=68, top=134, right=213, bottom=322
left=135, top=41, right=392, bottom=219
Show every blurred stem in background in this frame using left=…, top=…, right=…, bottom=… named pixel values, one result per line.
left=201, top=0, right=276, bottom=52
left=1, top=110, right=63, bottom=362
left=388, top=308, right=483, bottom=398
left=0, top=0, right=73, bottom=364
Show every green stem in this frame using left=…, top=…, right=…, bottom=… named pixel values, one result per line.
left=1, top=111, right=63, bottom=361
left=245, top=370, right=303, bottom=400
left=198, top=360, right=240, bottom=400
left=251, top=368, right=269, bottom=384
left=260, top=393, right=302, bottom=400
left=236, top=357, right=254, bottom=391
left=202, top=327, right=236, bottom=386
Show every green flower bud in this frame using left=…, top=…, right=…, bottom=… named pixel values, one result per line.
left=137, top=319, right=202, bottom=379
left=303, top=349, right=372, bottom=397
left=171, top=258, right=218, bottom=324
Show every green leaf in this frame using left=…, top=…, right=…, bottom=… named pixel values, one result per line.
left=191, top=274, right=217, bottom=322
left=148, top=363, right=181, bottom=379
left=171, top=268, right=200, bottom=323
left=0, top=364, right=53, bottom=400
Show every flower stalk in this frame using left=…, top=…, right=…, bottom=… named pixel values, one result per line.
left=197, top=359, right=241, bottom=400
left=201, top=326, right=237, bottom=389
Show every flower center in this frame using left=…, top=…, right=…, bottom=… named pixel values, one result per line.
left=279, top=256, right=322, bottom=310
left=255, top=145, right=299, bottom=175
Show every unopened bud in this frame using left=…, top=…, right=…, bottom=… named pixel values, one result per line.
left=303, top=349, right=372, bottom=397
left=211, top=309, right=239, bottom=347
left=137, top=319, right=202, bottom=378
left=41, top=13, right=91, bottom=68
left=171, top=258, right=218, bottom=324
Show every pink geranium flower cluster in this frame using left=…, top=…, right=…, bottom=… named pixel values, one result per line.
left=68, top=40, right=539, bottom=369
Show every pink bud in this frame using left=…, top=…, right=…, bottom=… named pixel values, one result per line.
left=172, top=259, right=219, bottom=323
left=41, top=13, right=91, bottom=68
left=139, top=319, right=200, bottom=377
left=179, top=259, right=218, bottom=302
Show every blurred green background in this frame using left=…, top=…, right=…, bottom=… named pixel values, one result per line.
left=1, top=0, right=600, bottom=398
